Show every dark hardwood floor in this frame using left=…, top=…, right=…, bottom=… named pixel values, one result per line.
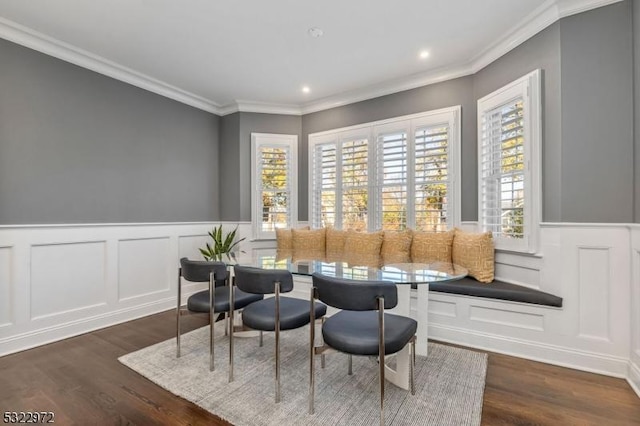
left=1, top=310, right=638, bottom=425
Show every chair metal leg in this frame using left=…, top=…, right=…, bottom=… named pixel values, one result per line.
left=410, top=339, right=416, bottom=395
left=309, top=287, right=316, bottom=415
left=176, top=268, right=182, bottom=358
left=321, top=316, right=326, bottom=369
left=228, top=273, right=235, bottom=383
left=275, top=281, right=281, bottom=403
left=378, top=297, right=385, bottom=426
left=259, top=330, right=264, bottom=347
left=224, top=312, right=228, bottom=337
left=348, top=354, right=353, bottom=375
left=209, top=272, right=215, bottom=372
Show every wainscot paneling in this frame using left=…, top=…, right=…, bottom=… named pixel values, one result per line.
left=426, top=223, right=634, bottom=389
left=0, top=222, right=251, bottom=356
left=0, top=246, right=12, bottom=327
left=1, top=221, right=638, bottom=398
left=629, top=226, right=640, bottom=396
left=30, top=241, right=107, bottom=320
left=118, top=237, right=170, bottom=302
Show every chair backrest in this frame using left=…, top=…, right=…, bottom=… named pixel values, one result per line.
left=311, top=273, right=397, bottom=311
left=180, top=257, right=228, bottom=283
left=233, top=265, right=294, bottom=294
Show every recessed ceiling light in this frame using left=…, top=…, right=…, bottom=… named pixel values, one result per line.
left=419, top=50, right=430, bottom=59
left=302, top=86, right=311, bottom=94
left=308, top=27, right=324, bottom=38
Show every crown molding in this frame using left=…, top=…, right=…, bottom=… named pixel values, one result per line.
left=469, top=0, right=559, bottom=73
left=0, top=17, right=221, bottom=114
left=0, top=0, right=623, bottom=117
left=557, top=0, right=622, bottom=17
left=299, top=65, right=473, bottom=115
left=219, top=100, right=303, bottom=116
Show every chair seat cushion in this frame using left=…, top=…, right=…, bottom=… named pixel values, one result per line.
left=242, top=296, right=327, bottom=331
left=187, top=287, right=263, bottom=313
left=322, top=310, right=417, bottom=356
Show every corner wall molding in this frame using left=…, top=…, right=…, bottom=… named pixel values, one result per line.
left=0, top=17, right=221, bottom=114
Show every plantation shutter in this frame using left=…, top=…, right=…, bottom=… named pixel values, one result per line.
left=312, top=142, right=338, bottom=228
left=341, top=138, right=369, bottom=231
left=414, top=124, right=450, bottom=232
left=376, top=130, right=408, bottom=231
left=480, top=98, right=525, bottom=240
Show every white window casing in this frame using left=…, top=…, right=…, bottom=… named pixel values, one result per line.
left=309, top=106, right=460, bottom=232
left=251, top=133, right=298, bottom=240
left=477, top=69, right=541, bottom=253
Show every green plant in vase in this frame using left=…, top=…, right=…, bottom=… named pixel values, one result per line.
left=199, top=224, right=245, bottom=262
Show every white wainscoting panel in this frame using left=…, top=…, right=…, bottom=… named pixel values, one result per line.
left=178, top=235, right=210, bottom=261
left=0, top=222, right=251, bottom=356
left=469, top=305, right=545, bottom=331
left=118, top=237, right=170, bottom=302
left=0, top=247, right=12, bottom=327
left=577, top=247, right=611, bottom=341
left=428, top=299, right=457, bottom=318
left=30, top=241, right=107, bottom=321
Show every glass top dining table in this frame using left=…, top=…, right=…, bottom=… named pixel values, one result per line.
left=226, top=248, right=467, bottom=388
left=229, top=248, right=468, bottom=285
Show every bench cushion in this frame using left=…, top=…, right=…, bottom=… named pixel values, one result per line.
left=429, top=277, right=562, bottom=307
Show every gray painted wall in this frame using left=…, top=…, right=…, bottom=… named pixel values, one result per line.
left=301, top=21, right=561, bottom=223
left=0, top=38, right=220, bottom=224
left=474, top=23, right=562, bottom=223
left=635, top=0, right=640, bottom=223
left=559, top=1, right=634, bottom=223
left=219, top=113, right=241, bottom=221
left=236, top=112, right=302, bottom=222
left=301, top=77, right=475, bottom=221
left=1, top=1, right=635, bottom=225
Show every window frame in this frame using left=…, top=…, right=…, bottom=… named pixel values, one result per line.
left=251, top=133, right=298, bottom=240
left=477, top=69, right=541, bottom=253
left=308, top=106, right=461, bottom=232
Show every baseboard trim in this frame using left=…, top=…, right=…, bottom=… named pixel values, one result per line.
left=429, top=323, right=629, bottom=378
left=628, top=361, right=640, bottom=398
left=0, top=292, right=200, bottom=357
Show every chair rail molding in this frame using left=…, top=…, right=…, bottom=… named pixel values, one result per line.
left=0, top=221, right=252, bottom=356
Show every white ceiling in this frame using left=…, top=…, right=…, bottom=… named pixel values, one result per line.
left=0, top=0, right=620, bottom=115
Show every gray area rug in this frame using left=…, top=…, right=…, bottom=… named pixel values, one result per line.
left=119, top=325, right=487, bottom=425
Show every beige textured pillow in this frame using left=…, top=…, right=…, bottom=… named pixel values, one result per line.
left=381, top=230, right=413, bottom=264
left=452, top=228, right=494, bottom=283
left=326, top=226, right=348, bottom=254
left=275, top=228, right=293, bottom=250
left=343, top=230, right=384, bottom=257
left=292, top=228, right=326, bottom=251
left=411, top=230, right=454, bottom=264
left=276, top=226, right=309, bottom=250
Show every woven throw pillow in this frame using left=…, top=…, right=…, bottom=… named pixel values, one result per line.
left=276, top=226, right=309, bottom=250
left=380, top=230, right=413, bottom=264
left=343, top=230, right=384, bottom=257
left=452, top=228, right=494, bottom=283
left=325, top=226, right=348, bottom=254
left=411, top=230, right=454, bottom=264
left=291, top=228, right=326, bottom=251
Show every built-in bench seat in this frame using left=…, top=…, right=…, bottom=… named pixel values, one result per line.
left=428, top=277, right=563, bottom=308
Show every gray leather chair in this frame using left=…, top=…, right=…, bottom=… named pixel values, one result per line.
left=310, top=273, right=417, bottom=426
left=177, top=258, right=263, bottom=371
left=231, top=265, right=327, bottom=402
